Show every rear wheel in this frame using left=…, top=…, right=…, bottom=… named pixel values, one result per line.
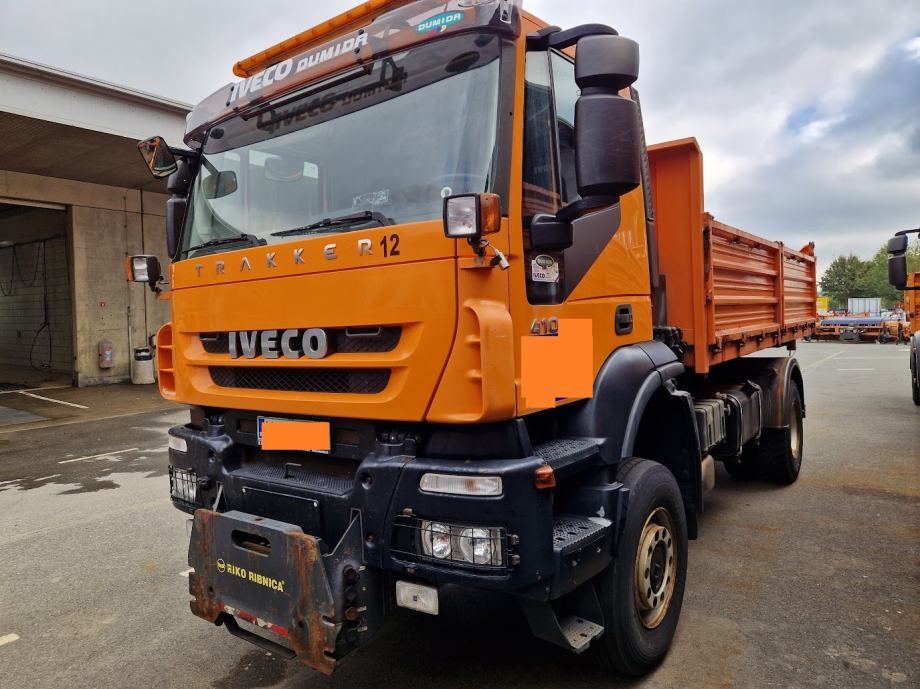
left=911, top=360, right=919, bottom=406
left=592, top=458, right=688, bottom=676
left=754, top=381, right=804, bottom=484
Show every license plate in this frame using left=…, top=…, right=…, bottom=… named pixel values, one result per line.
left=257, top=417, right=330, bottom=453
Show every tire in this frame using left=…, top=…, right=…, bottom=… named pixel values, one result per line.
left=592, top=458, right=688, bottom=676
left=756, top=381, right=804, bottom=484
left=912, top=363, right=919, bottom=406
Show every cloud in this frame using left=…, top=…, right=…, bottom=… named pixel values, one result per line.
left=2, top=0, right=919, bottom=277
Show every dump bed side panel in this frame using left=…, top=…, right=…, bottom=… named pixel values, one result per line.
left=649, top=138, right=817, bottom=373
left=647, top=138, right=708, bottom=370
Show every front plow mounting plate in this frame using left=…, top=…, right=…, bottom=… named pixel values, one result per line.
left=188, top=509, right=339, bottom=674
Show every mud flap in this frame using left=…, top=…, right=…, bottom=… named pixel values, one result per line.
left=188, top=509, right=377, bottom=675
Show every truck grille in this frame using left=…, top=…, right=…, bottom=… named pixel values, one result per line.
left=209, top=367, right=390, bottom=394
left=199, top=327, right=401, bottom=354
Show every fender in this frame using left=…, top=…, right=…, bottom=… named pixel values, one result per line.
left=560, top=341, right=687, bottom=463
left=559, top=340, right=703, bottom=536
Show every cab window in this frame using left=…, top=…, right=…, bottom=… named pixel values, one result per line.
left=522, top=50, right=580, bottom=218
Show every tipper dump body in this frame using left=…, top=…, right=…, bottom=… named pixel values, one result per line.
left=649, top=138, right=817, bottom=373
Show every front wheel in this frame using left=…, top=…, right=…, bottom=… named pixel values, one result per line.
left=592, top=458, right=688, bottom=676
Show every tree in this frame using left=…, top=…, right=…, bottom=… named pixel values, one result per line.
left=818, top=240, right=920, bottom=311
left=820, top=254, right=868, bottom=310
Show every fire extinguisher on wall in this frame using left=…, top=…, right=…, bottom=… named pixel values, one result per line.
left=98, top=340, right=115, bottom=369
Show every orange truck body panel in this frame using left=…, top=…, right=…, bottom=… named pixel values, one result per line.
left=649, top=139, right=817, bottom=373
left=907, top=273, right=920, bottom=334
left=159, top=7, right=815, bottom=423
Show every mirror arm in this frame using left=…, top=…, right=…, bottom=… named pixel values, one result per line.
left=168, top=146, right=200, bottom=161
left=555, top=195, right=619, bottom=223
left=526, top=23, right=619, bottom=51
left=894, top=227, right=920, bottom=237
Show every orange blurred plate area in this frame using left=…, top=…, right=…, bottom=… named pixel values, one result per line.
left=258, top=417, right=331, bottom=452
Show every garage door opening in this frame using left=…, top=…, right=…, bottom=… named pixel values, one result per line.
left=0, top=203, right=73, bottom=390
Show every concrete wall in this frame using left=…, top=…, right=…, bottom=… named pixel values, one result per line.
left=0, top=170, right=170, bottom=386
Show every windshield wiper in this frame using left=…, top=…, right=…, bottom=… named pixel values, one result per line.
left=271, top=210, right=392, bottom=238
left=185, top=233, right=265, bottom=254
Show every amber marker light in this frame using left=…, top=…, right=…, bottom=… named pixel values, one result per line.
left=534, top=465, right=556, bottom=489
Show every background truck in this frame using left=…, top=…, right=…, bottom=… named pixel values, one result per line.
left=887, top=229, right=920, bottom=404
left=129, top=0, right=817, bottom=677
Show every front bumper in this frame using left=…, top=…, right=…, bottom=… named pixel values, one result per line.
left=170, top=416, right=622, bottom=667
left=169, top=421, right=562, bottom=593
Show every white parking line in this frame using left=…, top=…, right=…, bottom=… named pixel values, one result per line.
left=179, top=568, right=194, bottom=578
left=58, top=448, right=139, bottom=464
left=0, top=385, right=71, bottom=396
left=16, top=391, right=88, bottom=409
left=803, top=349, right=844, bottom=371
left=33, top=474, right=61, bottom=482
left=0, top=633, right=19, bottom=647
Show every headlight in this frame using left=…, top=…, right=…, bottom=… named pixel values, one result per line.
left=420, top=522, right=452, bottom=559
left=419, top=520, right=503, bottom=567
left=169, top=466, right=197, bottom=508
left=458, top=527, right=495, bottom=565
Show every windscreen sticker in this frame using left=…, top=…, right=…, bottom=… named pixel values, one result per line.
left=531, top=254, right=560, bottom=283
left=228, top=32, right=370, bottom=105
left=416, top=11, right=465, bottom=34
left=353, top=189, right=390, bottom=208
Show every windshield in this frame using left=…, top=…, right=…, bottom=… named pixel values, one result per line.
left=180, top=32, right=502, bottom=257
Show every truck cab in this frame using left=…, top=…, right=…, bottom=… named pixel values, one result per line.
left=130, top=0, right=814, bottom=676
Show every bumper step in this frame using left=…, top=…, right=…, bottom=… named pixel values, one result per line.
left=559, top=615, right=605, bottom=653
left=553, top=515, right=607, bottom=556
left=232, top=464, right=353, bottom=496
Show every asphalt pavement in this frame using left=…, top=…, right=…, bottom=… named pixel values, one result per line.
left=0, top=342, right=917, bottom=689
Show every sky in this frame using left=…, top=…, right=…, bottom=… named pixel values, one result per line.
left=2, top=0, right=919, bottom=274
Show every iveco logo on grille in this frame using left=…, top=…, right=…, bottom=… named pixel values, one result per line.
left=229, top=329, right=330, bottom=360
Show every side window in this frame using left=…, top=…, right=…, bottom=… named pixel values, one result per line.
left=550, top=52, right=580, bottom=206
left=522, top=52, right=557, bottom=217
left=521, top=51, right=581, bottom=219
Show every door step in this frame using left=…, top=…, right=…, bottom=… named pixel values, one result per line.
left=559, top=615, right=605, bottom=653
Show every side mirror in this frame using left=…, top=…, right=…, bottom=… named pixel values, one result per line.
left=126, top=255, right=163, bottom=293
left=137, top=136, right=178, bottom=179
left=442, top=193, right=501, bottom=240
left=200, top=170, right=238, bottom=199
left=887, top=235, right=909, bottom=289
left=574, top=35, right=641, bottom=199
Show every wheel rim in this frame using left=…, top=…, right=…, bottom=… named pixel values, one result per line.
left=634, top=507, right=677, bottom=629
left=790, top=396, right=803, bottom=462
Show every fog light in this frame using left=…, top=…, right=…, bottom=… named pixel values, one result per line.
left=420, top=521, right=452, bottom=559
left=396, top=580, right=439, bottom=615
left=419, top=473, right=502, bottom=496
left=168, top=435, right=188, bottom=453
left=458, top=527, right=497, bottom=565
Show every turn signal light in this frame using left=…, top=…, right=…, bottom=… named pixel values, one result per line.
left=534, top=465, right=556, bottom=489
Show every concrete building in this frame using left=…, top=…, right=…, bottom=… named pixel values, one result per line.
left=0, top=52, right=190, bottom=387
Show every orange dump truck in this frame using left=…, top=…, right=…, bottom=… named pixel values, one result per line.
left=129, top=0, right=816, bottom=676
